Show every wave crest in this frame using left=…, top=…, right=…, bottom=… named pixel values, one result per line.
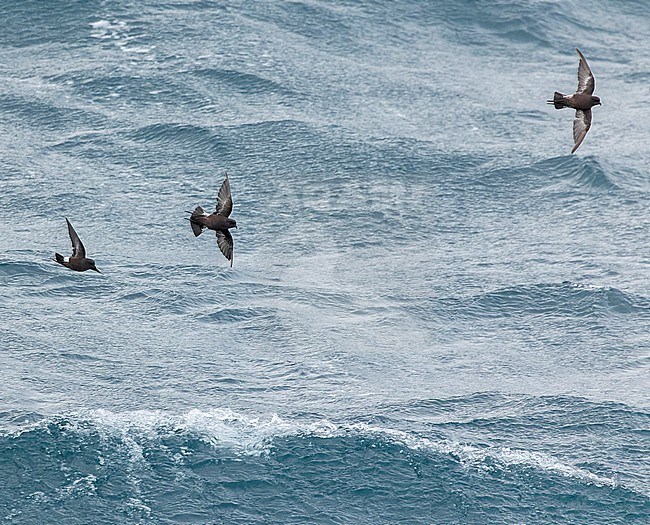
left=1, top=407, right=624, bottom=491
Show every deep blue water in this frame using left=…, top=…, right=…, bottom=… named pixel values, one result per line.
left=1, top=1, right=649, bottom=523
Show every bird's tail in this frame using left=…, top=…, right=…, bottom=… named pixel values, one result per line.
left=187, top=206, right=207, bottom=237
left=54, top=253, right=65, bottom=264
left=547, top=91, right=567, bottom=109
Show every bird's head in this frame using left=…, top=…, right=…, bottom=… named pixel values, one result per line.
left=592, top=96, right=601, bottom=106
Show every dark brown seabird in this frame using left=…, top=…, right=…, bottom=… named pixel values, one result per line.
left=547, top=48, right=601, bottom=154
left=187, top=174, right=237, bottom=267
left=55, top=218, right=101, bottom=272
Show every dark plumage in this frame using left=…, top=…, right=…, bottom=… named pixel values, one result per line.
left=187, top=174, right=237, bottom=267
left=547, top=48, right=601, bottom=154
left=55, top=218, right=101, bottom=273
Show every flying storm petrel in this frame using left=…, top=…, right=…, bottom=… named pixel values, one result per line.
left=187, top=174, right=238, bottom=267
left=547, top=48, right=601, bottom=154
left=55, top=218, right=101, bottom=272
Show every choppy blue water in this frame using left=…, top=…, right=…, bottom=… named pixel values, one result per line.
left=1, top=1, right=649, bottom=523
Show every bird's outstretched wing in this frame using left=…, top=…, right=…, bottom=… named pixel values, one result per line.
left=572, top=109, right=592, bottom=154
left=214, top=175, right=233, bottom=217
left=215, top=230, right=234, bottom=267
left=576, top=48, right=595, bottom=95
left=66, top=218, right=86, bottom=258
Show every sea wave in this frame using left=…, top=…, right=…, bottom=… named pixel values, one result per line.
left=477, top=155, right=622, bottom=194
left=191, top=67, right=299, bottom=98
left=0, top=407, right=631, bottom=493
left=425, top=281, right=650, bottom=321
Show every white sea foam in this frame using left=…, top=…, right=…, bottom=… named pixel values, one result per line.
left=346, top=423, right=619, bottom=489
left=3, top=408, right=624, bottom=492
left=83, top=407, right=338, bottom=457
left=61, top=474, right=98, bottom=497
left=89, top=20, right=127, bottom=40
left=18, top=408, right=619, bottom=491
left=89, top=19, right=153, bottom=56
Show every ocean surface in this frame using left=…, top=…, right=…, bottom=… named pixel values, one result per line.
left=1, top=1, right=649, bottom=523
